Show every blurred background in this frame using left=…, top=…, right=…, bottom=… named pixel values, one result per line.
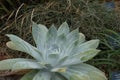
left=0, top=0, right=120, bottom=80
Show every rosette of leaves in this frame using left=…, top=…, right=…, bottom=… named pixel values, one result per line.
left=0, top=22, right=107, bottom=80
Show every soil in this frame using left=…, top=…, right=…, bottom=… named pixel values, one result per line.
left=0, top=75, right=21, bottom=80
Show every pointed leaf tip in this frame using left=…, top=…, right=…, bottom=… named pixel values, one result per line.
left=32, top=21, right=48, bottom=50
left=58, top=22, right=70, bottom=35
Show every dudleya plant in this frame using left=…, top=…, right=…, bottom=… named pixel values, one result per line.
left=0, top=22, right=107, bottom=80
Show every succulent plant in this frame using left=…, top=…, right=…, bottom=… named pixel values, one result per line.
left=0, top=22, right=107, bottom=80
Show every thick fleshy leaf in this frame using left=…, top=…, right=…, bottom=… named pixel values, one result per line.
left=20, top=70, right=38, bottom=80
left=55, top=56, right=68, bottom=67
left=46, top=25, right=57, bottom=48
left=56, top=34, right=66, bottom=51
left=32, top=22, right=48, bottom=50
left=0, top=58, right=35, bottom=70
left=71, top=39, right=99, bottom=55
left=12, top=60, right=43, bottom=71
left=66, top=29, right=79, bottom=46
left=58, top=22, right=70, bottom=36
left=59, top=58, right=80, bottom=67
left=78, top=39, right=99, bottom=51
left=70, top=74, right=90, bottom=80
left=68, top=33, right=86, bottom=55
left=6, top=34, right=42, bottom=61
left=65, top=40, right=79, bottom=56
left=51, top=73, right=67, bottom=80
left=72, top=49, right=100, bottom=62
left=60, top=49, right=100, bottom=66
left=61, top=63, right=107, bottom=80
left=33, top=71, right=51, bottom=80
left=61, top=29, right=79, bottom=56
left=65, top=33, right=85, bottom=56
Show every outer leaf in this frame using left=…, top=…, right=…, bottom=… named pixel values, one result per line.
left=73, top=39, right=100, bottom=55
left=6, top=34, right=42, bottom=61
left=20, top=70, right=38, bottom=80
left=32, top=22, right=48, bottom=50
left=78, top=39, right=99, bottom=51
left=61, top=49, right=100, bottom=66
left=70, top=74, right=90, bottom=80
left=0, top=58, right=34, bottom=70
left=72, top=49, right=100, bottom=62
left=12, top=60, right=43, bottom=71
left=33, top=71, right=51, bottom=80
left=58, top=22, right=70, bottom=36
left=61, top=63, right=107, bottom=80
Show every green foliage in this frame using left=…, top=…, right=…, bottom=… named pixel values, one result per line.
left=0, top=22, right=107, bottom=80
left=89, top=29, right=120, bottom=79
left=99, top=29, right=120, bottom=50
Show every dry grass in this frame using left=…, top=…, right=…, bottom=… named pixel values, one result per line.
left=0, top=0, right=120, bottom=56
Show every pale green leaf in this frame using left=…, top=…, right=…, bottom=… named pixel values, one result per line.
left=12, top=60, right=43, bottom=71
left=59, top=58, right=80, bottom=67
left=32, top=22, right=48, bottom=51
left=56, top=34, right=66, bottom=50
left=55, top=56, right=68, bottom=67
left=78, top=39, right=99, bottom=50
left=61, top=49, right=100, bottom=66
left=51, top=73, right=67, bottom=80
left=6, top=34, right=42, bottom=61
left=66, top=29, right=79, bottom=46
left=58, top=22, right=70, bottom=36
left=74, top=39, right=99, bottom=54
left=70, top=74, right=90, bottom=80
left=61, top=63, right=107, bottom=80
left=46, top=25, right=57, bottom=47
left=62, top=29, right=79, bottom=56
left=72, top=49, right=100, bottom=62
left=68, top=33, right=85, bottom=55
left=33, top=71, right=51, bottom=80
left=65, top=40, right=79, bottom=56
left=47, top=53, right=59, bottom=66
left=0, top=58, right=34, bottom=70
left=20, top=70, right=38, bottom=80
left=66, top=33, right=85, bottom=55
